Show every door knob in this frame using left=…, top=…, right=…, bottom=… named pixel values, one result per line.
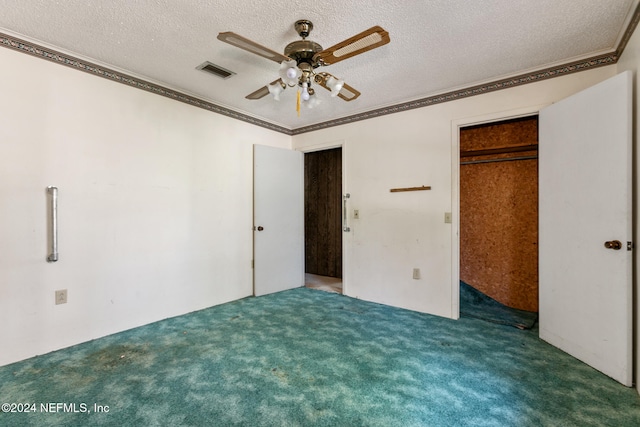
left=256, top=226, right=264, bottom=231
left=604, top=240, right=622, bottom=250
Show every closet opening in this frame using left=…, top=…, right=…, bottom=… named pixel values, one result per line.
left=459, top=116, right=539, bottom=325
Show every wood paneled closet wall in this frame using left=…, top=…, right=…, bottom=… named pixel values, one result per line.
left=460, top=116, right=538, bottom=312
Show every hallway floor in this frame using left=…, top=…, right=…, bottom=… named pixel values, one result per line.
left=304, top=273, right=342, bottom=294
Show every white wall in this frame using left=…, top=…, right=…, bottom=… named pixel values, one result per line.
left=293, top=66, right=617, bottom=318
left=0, top=47, right=290, bottom=366
left=617, top=24, right=640, bottom=395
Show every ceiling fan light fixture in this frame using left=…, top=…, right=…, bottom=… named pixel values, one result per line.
left=325, top=76, right=344, bottom=97
left=268, top=81, right=285, bottom=101
left=279, top=59, right=302, bottom=86
left=305, top=93, right=321, bottom=109
left=301, top=82, right=310, bottom=101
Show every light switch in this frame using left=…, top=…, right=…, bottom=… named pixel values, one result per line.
left=353, top=209, right=360, bottom=219
left=444, top=212, right=452, bottom=223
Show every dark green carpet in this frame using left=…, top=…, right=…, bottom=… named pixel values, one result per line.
left=460, top=281, right=538, bottom=329
left=1, top=287, right=639, bottom=426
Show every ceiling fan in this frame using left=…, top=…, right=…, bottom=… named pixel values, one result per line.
left=217, top=20, right=390, bottom=108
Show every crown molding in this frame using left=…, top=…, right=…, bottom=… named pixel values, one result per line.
left=292, top=52, right=619, bottom=135
left=0, top=32, right=293, bottom=136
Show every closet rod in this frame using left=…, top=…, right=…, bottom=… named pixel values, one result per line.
left=461, top=155, right=537, bottom=166
left=460, top=144, right=537, bottom=158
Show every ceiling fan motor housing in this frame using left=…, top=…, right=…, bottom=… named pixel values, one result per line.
left=284, top=40, right=323, bottom=68
left=285, top=20, right=323, bottom=69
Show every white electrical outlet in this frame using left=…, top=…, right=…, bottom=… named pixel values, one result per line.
left=55, top=289, right=67, bottom=305
left=412, top=268, right=420, bottom=280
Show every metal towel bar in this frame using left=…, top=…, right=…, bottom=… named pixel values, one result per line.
left=343, top=193, right=351, bottom=232
left=47, top=186, right=58, bottom=262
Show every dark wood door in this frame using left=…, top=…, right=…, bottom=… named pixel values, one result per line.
left=304, top=148, right=342, bottom=278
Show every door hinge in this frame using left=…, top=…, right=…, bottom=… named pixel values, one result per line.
left=627, top=241, right=633, bottom=251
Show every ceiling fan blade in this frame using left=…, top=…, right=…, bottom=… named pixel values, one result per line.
left=334, top=83, right=361, bottom=101
left=218, top=32, right=291, bottom=63
left=313, top=26, right=390, bottom=66
left=315, top=73, right=361, bottom=101
left=246, top=79, right=283, bottom=100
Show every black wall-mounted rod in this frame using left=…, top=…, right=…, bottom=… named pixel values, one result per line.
left=461, top=155, right=538, bottom=166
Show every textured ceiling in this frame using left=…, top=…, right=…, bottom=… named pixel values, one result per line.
left=0, top=0, right=638, bottom=132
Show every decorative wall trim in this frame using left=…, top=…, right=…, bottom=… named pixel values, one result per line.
left=291, top=1, right=640, bottom=135
left=615, top=1, right=640, bottom=57
left=2, top=1, right=639, bottom=136
left=291, top=53, right=618, bottom=135
left=0, top=32, right=293, bottom=136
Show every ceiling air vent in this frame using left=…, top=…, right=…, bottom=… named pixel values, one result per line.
left=196, top=61, right=236, bottom=79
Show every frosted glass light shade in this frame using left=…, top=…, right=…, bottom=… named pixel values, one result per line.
left=279, top=59, right=301, bottom=86
left=268, top=82, right=284, bottom=101
left=326, top=76, right=344, bottom=97
left=305, top=94, right=321, bottom=109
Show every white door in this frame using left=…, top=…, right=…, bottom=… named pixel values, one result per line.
left=253, top=144, right=304, bottom=296
left=539, top=71, right=632, bottom=386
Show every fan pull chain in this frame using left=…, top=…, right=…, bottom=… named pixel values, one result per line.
left=296, top=90, right=301, bottom=116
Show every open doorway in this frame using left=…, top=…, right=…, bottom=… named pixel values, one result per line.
left=459, top=116, right=539, bottom=325
left=304, top=147, right=343, bottom=294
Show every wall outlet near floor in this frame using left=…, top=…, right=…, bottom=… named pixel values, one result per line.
left=55, top=289, right=67, bottom=305
left=412, top=268, right=421, bottom=280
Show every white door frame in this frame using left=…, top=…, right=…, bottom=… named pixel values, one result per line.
left=450, top=105, right=546, bottom=318
left=297, top=140, right=347, bottom=294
